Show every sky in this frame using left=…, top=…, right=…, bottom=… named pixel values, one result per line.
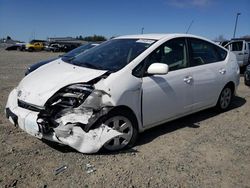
left=0, top=0, right=249, bottom=42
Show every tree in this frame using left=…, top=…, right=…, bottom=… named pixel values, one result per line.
left=214, top=34, right=227, bottom=42
left=83, top=35, right=107, bottom=42
left=79, top=35, right=83, bottom=40
left=6, top=36, right=11, bottom=40
left=241, top=35, right=250, bottom=39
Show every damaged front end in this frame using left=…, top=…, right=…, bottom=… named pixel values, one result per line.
left=38, top=82, right=122, bottom=153
left=6, top=75, right=123, bottom=153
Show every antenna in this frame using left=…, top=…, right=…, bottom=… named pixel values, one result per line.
left=141, top=27, right=144, bottom=34
left=186, top=20, right=194, bottom=34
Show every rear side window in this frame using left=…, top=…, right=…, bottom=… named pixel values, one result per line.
left=232, top=41, right=243, bottom=51
left=189, top=38, right=227, bottom=66
left=215, top=45, right=227, bottom=60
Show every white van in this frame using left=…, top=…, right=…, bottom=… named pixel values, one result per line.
left=225, top=40, right=250, bottom=67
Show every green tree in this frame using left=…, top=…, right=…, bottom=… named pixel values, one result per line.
left=83, top=35, right=107, bottom=42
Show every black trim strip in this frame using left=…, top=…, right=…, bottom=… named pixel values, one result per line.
left=5, top=108, right=18, bottom=126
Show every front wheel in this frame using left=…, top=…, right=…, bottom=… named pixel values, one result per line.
left=102, top=110, right=138, bottom=151
left=28, top=48, right=34, bottom=52
left=216, top=86, right=233, bottom=111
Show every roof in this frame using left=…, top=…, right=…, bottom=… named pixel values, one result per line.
left=115, top=33, right=201, bottom=40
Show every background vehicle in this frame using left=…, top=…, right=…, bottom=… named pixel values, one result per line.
left=61, top=43, right=81, bottom=52
left=244, top=64, right=250, bottom=86
left=25, top=42, right=99, bottom=75
left=5, top=42, right=26, bottom=51
left=225, top=40, right=250, bottom=68
left=44, top=43, right=63, bottom=52
left=25, top=42, right=45, bottom=52
left=219, top=40, right=229, bottom=47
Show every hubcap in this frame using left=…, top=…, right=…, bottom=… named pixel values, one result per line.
left=103, top=116, right=133, bottom=151
left=220, top=88, right=232, bottom=109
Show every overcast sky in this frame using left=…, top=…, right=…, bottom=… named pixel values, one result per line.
left=0, top=0, right=249, bottom=42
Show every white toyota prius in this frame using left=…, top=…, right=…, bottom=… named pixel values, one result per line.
left=5, top=34, right=240, bottom=153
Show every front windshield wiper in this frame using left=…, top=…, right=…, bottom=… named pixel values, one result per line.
left=62, top=56, right=76, bottom=63
left=81, top=62, right=103, bottom=70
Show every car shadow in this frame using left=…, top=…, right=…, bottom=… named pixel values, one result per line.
left=136, top=96, right=246, bottom=147
left=41, top=139, right=77, bottom=153
left=41, top=138, right=139, bottom=155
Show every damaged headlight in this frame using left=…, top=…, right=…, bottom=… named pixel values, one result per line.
left=47, top=84, right=94, bottom=108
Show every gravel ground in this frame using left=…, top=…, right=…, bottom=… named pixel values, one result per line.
left=0, top=50, right=250, bottom=188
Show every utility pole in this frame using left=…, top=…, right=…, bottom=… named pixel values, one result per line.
left=233, top=13, right=241, bottom=38
left=141, top=27, right=144, bottom=34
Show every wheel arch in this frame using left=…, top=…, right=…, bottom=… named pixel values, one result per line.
left=224, top=81, right=235, bottom=95
left=108, top=105, right=139, bottom=131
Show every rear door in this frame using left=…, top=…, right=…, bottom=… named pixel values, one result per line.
left=187, top=38, right=228, bottom=110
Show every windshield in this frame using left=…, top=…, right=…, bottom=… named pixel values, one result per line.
left=63, top=43, right=98, bottom=58
left=65, top=39, right=155, bottom=71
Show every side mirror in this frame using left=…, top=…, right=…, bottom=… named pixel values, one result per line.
left=147, top=63, right=169, bottom=75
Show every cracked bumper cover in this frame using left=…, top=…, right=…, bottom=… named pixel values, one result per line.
left=5, top=88, right=122, bottom=153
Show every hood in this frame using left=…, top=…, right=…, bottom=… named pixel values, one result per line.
left=25, top=57, right=58, bottom=75
left=17, top=59, right=107, bottom=106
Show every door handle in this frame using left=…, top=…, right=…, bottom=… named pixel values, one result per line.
left=219, top=69, right=226, bottom=74
left=184, top=76, right=193, bottom=84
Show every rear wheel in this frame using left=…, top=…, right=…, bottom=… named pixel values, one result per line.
left=216, top=86, right=233, bottom=111
left=103, top=110, right=138, bottom=151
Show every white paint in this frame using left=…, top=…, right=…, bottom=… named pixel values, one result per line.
left=17, top=59, right=106, bottom=106
left=55, top=109, right=93, bottom=126
left=147, top=63, right=169, bottom=75
left=57, top=125, right=122, bottom=153
left=225, top=40, right=250, bottom=67
left=5, top=33, right=240, bottom=153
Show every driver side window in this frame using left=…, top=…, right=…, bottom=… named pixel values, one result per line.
left=145, top=38, right=188, bottom=72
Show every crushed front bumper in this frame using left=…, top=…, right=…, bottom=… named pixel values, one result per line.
left=5, top=89, right=42, bottom=139
left=5, top=88, right=121, bottom=153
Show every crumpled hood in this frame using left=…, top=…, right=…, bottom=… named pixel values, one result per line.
left=17, top=59, right=107, bottom=106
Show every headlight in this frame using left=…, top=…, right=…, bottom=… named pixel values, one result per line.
left=47, top=84, right=94, bottom=108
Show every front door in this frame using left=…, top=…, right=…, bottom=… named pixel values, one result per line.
left=141, top=38, right=193, bottom=127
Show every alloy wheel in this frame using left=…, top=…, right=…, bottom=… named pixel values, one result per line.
left=103, top=116, right=133, bottom=151
left=220, top=87, right=232, bottom=109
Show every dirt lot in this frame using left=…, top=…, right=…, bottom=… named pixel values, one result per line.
left=0, top=49, right=250, bottom=188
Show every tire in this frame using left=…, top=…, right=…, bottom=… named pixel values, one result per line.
left=102, top=109, right=138, bottom=151
left=216, top=85, right=233, bottom=111
left=244, top=71, right=250, bottom=86
left=28, top=48, right=34, bottom=52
